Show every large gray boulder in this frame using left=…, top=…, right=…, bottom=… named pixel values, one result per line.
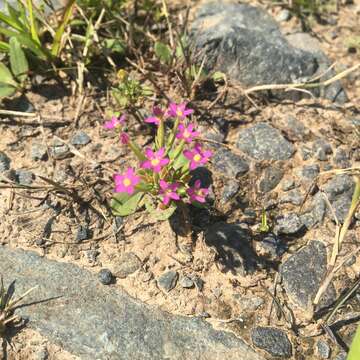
left=0, top=246, right=263, bottom=360
left=191, top=1, right=347, bottom=103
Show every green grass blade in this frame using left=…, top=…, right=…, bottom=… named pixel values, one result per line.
left=9, top=37, right=28, bottom=83
left=0, top=9, right=23, bottom=31
left=26, top=0, right=41, bottom=45
left=0, top=40, right=10, bottom=52
left=51, top=0, right=76, bottom=57
left=6, top=2, right=26, bottom=31
left=348, top=325, right=360, bottom=360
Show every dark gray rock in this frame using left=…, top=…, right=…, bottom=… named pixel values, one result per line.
left=0, top=247, right=263, bottom=360
left=298, top=164, right=320, bottom=180
left=315, top=148, right=327, bottom=161
left=284, top=115, right=309, bottom=141
left=114, top=252, right=142, bottom=279
left=274, top=213, right=304, bottom=235
left=31, top=143, right=48, bottom=161
left=280, top=189, right=304, bottom=206
left=221, top=180, right=240, bottom=203
left=75, top=225, right=91, bottom=242
left=256, top=233, right=286, bottom=260
left=333, top=148, right=350, bottom=168
left=281, top=240, right=336, bottom=310
left=212, top=149, right=249, bottom=178
left=251, top=327, right=292, bottom=358
left=237, top=123, right=294, bottom=161
left=259, top=166, right=284, bottom=193
left=323, top=175, right=355, bottom=223
left=71, top=131, right=91, bottom=146
left=98, top=269, right=114, bottom=285
left=157, top=270, right=178, bottom=292
left=317, top=339, right=331, bottom=359
left=50, top=139, right=71, bottom=160
left=191, top=2, right=345, bottom=102
left=15, top=169, right=34, bottom=186
left=300, top=193, right=327, bottom=229
left=205, top=222, right=258, bottom=275
left=313, top=139, right=333, bottom=155
left=0, top=151, right=10, bottom=172
left=180, top=275, right=194, bottom=288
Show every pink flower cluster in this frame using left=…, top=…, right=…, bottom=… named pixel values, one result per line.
left=107, top=102, right=213, bottom=207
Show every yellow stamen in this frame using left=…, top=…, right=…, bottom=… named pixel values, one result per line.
left=123, top=178, right=131, bottom=186
left=177, top=110, right=183, bottom=117
left=194, top=154, right=201, bottom=162
left=151, top=159, right=160, bottom=166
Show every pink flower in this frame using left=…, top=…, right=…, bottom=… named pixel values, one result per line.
left=141, top=147, right=169, bottom=173
left=144, top=106, right=164, bottom=126
left=104, top=114, right=126, bottom=130
left=184, top=143, right=212, bottom=170
left=187, top=180, right=209, bottom=203
left=159, top=180, right=180, bottom=205
left=120, top=132, right=129, bottom=144
left=167, top=102, right=193, bottom=119
left=176, top=123, right=199, bottom=143
left=113, top=167, right=140, bottom=195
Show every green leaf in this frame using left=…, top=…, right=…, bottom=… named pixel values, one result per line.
left=0, top=62, right=17, bottom=86
left=149, top=204, right=177, bottom=221
left=0, top=83, right=16, bottom=98
left=348, top=325, right=360, bottom=360
left=6, top=3, right=26, bottom=31
left=111, top=192, right=144, bottom=216
left=212, top=71, right=226, bottom=82
left=9, top=37, right=28, bottom=83
left=154, top=41, right=172, bottom=64
left=172, top=153, right=189, bottom=170
left=0, top=9, right=23, bottom=31
left=0, top=40, right=9, bottom=52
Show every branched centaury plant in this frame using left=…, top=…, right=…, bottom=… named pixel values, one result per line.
left=106, top=102, right=213, bottom=220
left=0, top=277, right=37, bottom=336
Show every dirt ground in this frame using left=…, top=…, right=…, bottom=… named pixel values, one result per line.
left=1, top=1, right=360, bottom=359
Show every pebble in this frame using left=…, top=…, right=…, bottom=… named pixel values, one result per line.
left=301, top=146, right=313, bottom=160
left=300, top=193, right=326, bottom=229
left=98, top=269, right=114, bottom=285
left=180, top=275, right=194, bottom=288
left=233, top=295, right=264, bottom=312
left=85, top=250, right=99, bottom=264
left=192, top=276, right=205, bottom=292
left=75, top=225, right=91, bottom=242
left=31, top=143, right=48, bottom=161
left=212, top=149, right=249, bottom=178
left=0, top=151, right=10, bottom=172
left=333, top=147, right=350, bottom=168
left=313, top=139, right=333, bottom=155
left=284, top=115, right=309, bottom=141
left=50, top=139, right=71, bottom=160
left=274, top=213, right=304, bottom=235
left=276, top=9, right=291, bottom=22
left=298, top=164, right=320, bottom=180
left=280, top=189, right=304, bottom=206
left=237, top=123, right=295, bottom=161
left=15, top=169, right=34, bottom=186
left=317, top=339, right=331, bottom=359
left=259, top=166, right=284, bottom=193
left=71, top=131, right=91, bottom=146
left=157, top=270, right=179, bottom=292
left=256, top=233, right=286, bottom=259
left=221, top=180, right=240, bottom=203
left=114, top=252, right=142, bottom=279
left=251, top=326, right=292, bottom=358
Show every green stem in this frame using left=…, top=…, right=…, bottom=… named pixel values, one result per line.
left=128, top=140, right=146, bottom=161
left=156, top=119, right=165, bottom=149
left=167, top=117, right=180, bottom=152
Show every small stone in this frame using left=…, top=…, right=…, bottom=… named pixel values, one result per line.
left=114, top=252, right=142, bottom=279
left=313, top=139, right=333, bottom=155
left=276, top=9, right=291, bottom=22
left=259, top=166, right=284, bottom=193
left=315, top=148, right=328, bottom=161
left=333, top=148, right=350, bottom=168
left=282, top=179, right=296, bottom=191
left=221, top=180, right=240, bottom=203
left=0, top=151, right=10, bottom=172
left=212, top=149, right=249, bottom=178
left=251, top=326, right=292, bottom=358
left=157, top=270, right=178, bottom=292
left=300, top=193, right=326, bottom=229
left=284, top=116, right=308, bottom=141
left=98, top=269, right=114, bottom=285
left=298, top=164, right=320, bottom=180
left=31, top=143, right=48, bottom=161
left=256, top=233, right=286, bottom=259
left=233, top=295, right=264, bottom=312
left=274, top=213, right=304, bottom=235
left=180, top=275, right=194, bottom=288
left=237, top=123, right=294, bottom=161
left=317, top=339, right=331, bottom=359
left=281, top=240, right=336, bottom=310
left=50, top=139, right=71, bottom=160
left=75, top=225, right=91, bottom=242
left=280, top=189, right=304, bottom=206
left=71, top=131, right=91, bottom=146
left=85, top=250, right=99, bottom=264
left=192, top=276, right=204, bottom=291
left=15, top=169, right=34, bottom=186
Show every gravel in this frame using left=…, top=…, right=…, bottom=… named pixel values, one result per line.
left=157, top=270, right=179, bottom=292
